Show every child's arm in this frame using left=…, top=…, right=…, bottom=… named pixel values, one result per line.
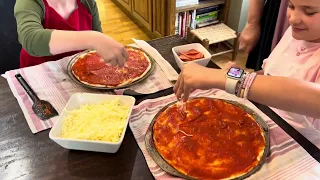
left=14, top=0, right=127, bottom=66
left=247, top=75, right=320, bottom=119
left=174, top=63, right=320, bottom=119
left=50, top=30, right=127, bottom=65
left=14, top=0, right=52, bottom=57
left=256, top=70, right=264, bottom=75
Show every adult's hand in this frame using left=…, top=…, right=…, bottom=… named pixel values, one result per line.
left=239, top=23, right=261, bottom=54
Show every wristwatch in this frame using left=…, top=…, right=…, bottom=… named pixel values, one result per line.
left=225, top=67, right=246, bottom=94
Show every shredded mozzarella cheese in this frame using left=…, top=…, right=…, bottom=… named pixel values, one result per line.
left=61, top=99, right=130, bottom=142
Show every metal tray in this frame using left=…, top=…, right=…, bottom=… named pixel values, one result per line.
left=145, top=97, right=270, bottom=180
left=66, top=46, right=155, bottom=90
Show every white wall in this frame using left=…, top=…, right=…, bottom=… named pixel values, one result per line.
left=227, top=0, right=249, bottom=32
left=238, top=0, right=249, bottom=32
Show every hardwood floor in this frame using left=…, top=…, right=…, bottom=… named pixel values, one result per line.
left=96, top=0, right=150, bottom=45
left=97, top=0, right=250, bottom=70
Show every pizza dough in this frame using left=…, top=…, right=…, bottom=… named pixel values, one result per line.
left=71, top=47, right=152, bottom=88
left=153, top=97, right=266, bottom=179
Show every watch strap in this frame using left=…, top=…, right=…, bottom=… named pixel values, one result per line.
left=225, top=77, right=239, bottom=94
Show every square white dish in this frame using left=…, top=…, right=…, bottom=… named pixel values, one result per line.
left=172, top=43, right=212, bottom=70
left=49, top=93, right=135, bottom=153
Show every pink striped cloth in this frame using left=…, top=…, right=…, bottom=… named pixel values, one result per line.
left=4, top=56, right=114, bottom=133
left=114, top=63, right=174, bottom=95
left=114, top=42, right=177, bottom=95
left=129, top=89, right=320, bottom=179
left=4, top=41, right=177, bottom=133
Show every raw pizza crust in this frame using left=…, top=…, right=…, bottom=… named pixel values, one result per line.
left=71, top=47, right=152, bottom=88
left=153, top=98, right=266, bottom=180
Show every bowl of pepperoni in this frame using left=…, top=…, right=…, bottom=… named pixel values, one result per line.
left=172, top=43, right=212, bottom=70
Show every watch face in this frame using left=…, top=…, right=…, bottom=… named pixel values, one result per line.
left=227, top=67, right=244, bottom=78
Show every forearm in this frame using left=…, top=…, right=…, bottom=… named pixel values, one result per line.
left=15, top=0, right=105, bottom=56
left=49, top=30, right=103, bottom=55
left=247, top=0, right=264, bottom=25
left=211, top=70, right=320, bottom=118
left=248, top=75, right=320, bottom=118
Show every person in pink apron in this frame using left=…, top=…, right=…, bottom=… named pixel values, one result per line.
left=14, top=0, right=128, bottom=68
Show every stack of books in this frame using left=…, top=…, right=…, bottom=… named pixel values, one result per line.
left=175, top=5, right=220, bottom=37
left=176, top=0, right=199, bottom=7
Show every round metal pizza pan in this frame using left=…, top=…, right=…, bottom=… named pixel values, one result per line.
left=145, top=97, right=270, bottom=180
left=66, top=46, right=155, bottom=90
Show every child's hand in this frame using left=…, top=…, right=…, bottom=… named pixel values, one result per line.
left=223, top=61, right=242, bottom=70
left=94, top=35, right=128, bottom=67
left=174, top=63, right=219, bottom=101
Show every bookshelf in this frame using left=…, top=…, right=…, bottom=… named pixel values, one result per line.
left=111, top=0, right=232, bottom=39
left=168, top=0, right=231, bottom=35
left=176, top=0, right=226, bottom=13
left=112, top=0, right=238, bottom=59
left=173, top=0, right=231, bottom=36
left=173, top=0, right=238, bottom=60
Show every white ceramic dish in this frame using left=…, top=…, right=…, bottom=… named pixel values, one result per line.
left=172, top=43, right=212, bottom=70
left=49, top=93, right=135, bottom=153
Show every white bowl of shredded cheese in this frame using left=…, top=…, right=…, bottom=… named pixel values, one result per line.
left=49, top=93, right=135, bottom=153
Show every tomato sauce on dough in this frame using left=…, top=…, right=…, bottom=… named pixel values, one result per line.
left=72, top=48, right=150, bottom=86
left=153, top=98, right=266, bottom=179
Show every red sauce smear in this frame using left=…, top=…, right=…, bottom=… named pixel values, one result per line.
left=72, top=49, right=150, bottom=86
left=153, top=98, right=265, bottom=179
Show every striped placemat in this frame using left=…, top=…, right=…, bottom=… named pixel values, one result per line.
left=5, top=56, right=113, bottom=133
left=114, top=41, right=178, bottom=95
left=129, top=89, right=320, bottom=179
left=4, top=41, right=178, bottom=133
left=114, top=63, right=174, bottom=95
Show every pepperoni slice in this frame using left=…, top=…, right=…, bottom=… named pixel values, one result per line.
left=178, top=49, right=204, bottom=62
left=194, top=52, right=204, bottom=59
left=179, top=54, right=191, bottom=61
left=186, top=49, right=200, bottom=55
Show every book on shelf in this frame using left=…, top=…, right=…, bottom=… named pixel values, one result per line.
left=196, top=10, right=219, bottom=19
left=175, top=13, right=179, bottom=35
left=196, top=5, right=220, bottom=14
left=196, top=19, right=219, bottom=28
left=191, top=9, right=197, bottom=29
left=175, top=4, right=221, bottom=37
left=178, top=12, right=182, bottom=35
left=176, top=0, right=199, bottom=7
left=181, top=12, right=186, bottom=37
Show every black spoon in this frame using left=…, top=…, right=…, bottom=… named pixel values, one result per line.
left=15, top=74, right=58, bottom=120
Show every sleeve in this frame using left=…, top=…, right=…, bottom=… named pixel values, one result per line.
left=83, top=0, right=103, bottom=33
left=261, top=58, right=268, bottom=70
left=14, top=0, right=53, bottom=56
left=261, top=27, right=292, bottom=73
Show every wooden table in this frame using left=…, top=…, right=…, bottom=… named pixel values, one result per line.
left=0, top=36, right=318, bottom=180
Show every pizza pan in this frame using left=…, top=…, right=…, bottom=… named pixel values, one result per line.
left=66, top=46, right=155, bottom=90
left=145, top=97, right=270, bottom=180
